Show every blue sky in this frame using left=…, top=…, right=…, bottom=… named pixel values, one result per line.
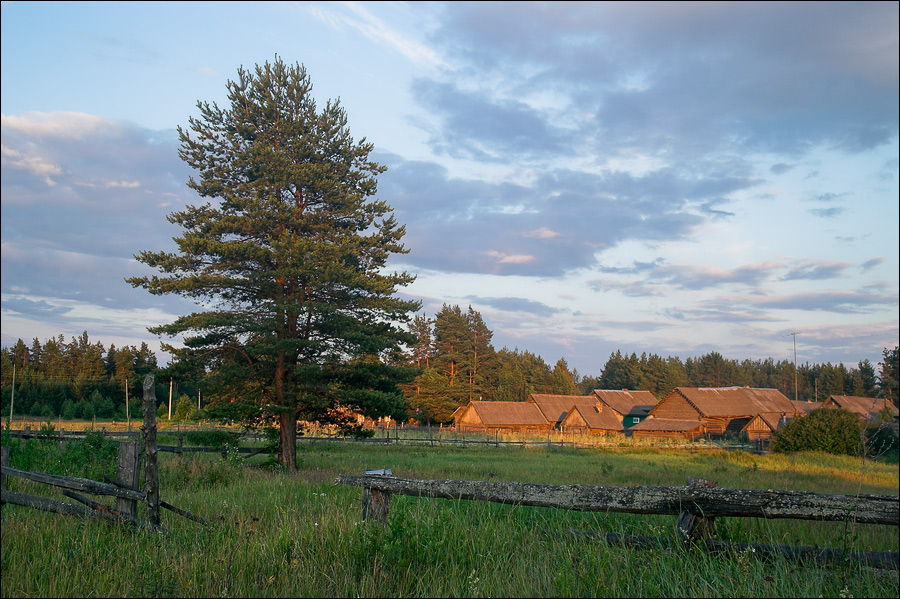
left=2, top=1, right=898, bottom=378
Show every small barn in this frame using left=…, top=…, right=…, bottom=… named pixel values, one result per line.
left=454, top=400, right=552, bottom=432
left=526, top=394, right=598, bottom=429
left=628, top=417, right=707, bottom=440
left=590, top=389, right=657, bottom=428
left=559, top=402, right=624, bottom=435
left=742, top=412, right=786, bottom=441
left=649, top=387, right=797, bottom=436
left=821, top=395, right=899, bottom=422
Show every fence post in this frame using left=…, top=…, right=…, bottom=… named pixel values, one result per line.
left=361, top=469, right=392, bottom=523
left=1, top=445, right=8, bottom=495
left=676, top=477, right=718, bottom=545
left=141, top=374, right=160, bottom=526
left=116, top=441, right=141, bottom=517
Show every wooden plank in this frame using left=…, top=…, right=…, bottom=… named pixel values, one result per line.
left=334, top=475, right=899, bottom=525
left=116, top=441, right=140, bottom=517
left=142, top=374, right=160, bottom=526
left=1, top=489, right=165, bottom=533
left=2, top=466, right=146, bottom=501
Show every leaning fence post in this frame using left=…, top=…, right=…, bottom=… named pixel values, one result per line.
left=676, top=477, right=718, bottom=545
left=361, top=469, right=392, bottom=523
left=141, top=374, right=160, bottom=526
left=116, top=441, right=141, bottom=517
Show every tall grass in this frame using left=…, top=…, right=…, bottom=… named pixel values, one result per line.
left=2, top=439, right=898, bottom=598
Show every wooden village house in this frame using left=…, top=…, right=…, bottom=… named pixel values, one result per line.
left=629, top=386, right=797, bottom=439
left=590, top=389, right=657, bottom=428
left=821, top=395, right=899, bottom=423
left=453, top=400, right=552, bottom=432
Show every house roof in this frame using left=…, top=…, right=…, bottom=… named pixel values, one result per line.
left=824, top=396, right=899, bottom=420
left=791, top=400, right=823, bottom=415
left=527, top=394, right=598, bottom=425
left=656, top=387, right=796, bottom=419
left=629, top=417, right=706, bottom=432
left=590, top=389, right=657, bottom=416
left=467, top=401, right=548, bottom=426
left=561, top=403, right=624, bottom=431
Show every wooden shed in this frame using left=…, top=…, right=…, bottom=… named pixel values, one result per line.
left=590, top=389, right=657, bottom=428
left=454, top=400, right=552, bottom=432
left=628, top=417, right=707, bottom=440
left=559, top=402, right=624, bottom=435
left=649, top=387, right=797, bottom=436
left=742, top=412, right=785, bottom=441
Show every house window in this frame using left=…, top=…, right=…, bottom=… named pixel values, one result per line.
left=632, top=417, right=640, bottom=424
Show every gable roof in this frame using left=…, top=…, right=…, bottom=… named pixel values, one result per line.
left=527, top=394, right=598, bottom=426
left=824, top=396, right=899, bottom=420
left=561, top=402, right=624, bottom=431
left=466, top=401, right=548, bottom=426
left=590, top=389, right=657, bottom=416
left=655, top=387, right=796, bottom=419
left=742, top=412, right=784, bottom=433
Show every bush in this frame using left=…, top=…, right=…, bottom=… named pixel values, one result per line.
left=771, top=407, right=863, bottom=455
left=173, top=394, right=198, bottom=422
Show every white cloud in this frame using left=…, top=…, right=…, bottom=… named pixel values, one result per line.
left=0, top=143, right=61, bottom=185
left=1, top=111, right=124, bottom=139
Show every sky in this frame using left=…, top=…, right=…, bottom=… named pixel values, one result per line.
left=1, top=1, right=898, bottom=379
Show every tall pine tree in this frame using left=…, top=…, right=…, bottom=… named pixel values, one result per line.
left=128, top=57, right=419, bottom=469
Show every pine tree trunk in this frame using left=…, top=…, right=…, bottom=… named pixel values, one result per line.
left=279, top=411, right=297, bottom=470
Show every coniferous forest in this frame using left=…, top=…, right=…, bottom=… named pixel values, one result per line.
left=3, top=308, right=897, bottom=425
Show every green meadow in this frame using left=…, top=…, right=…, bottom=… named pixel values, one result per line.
left=1, top=434, right=898, bottom=598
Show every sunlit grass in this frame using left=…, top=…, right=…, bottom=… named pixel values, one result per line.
left=2, top=439, right=898, bottom=598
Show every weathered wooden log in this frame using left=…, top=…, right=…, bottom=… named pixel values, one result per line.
left=103, top=473, right=209, bottom=526
left=1, top=489, right=165, bottom=533
left=676, top=477, right=718, bottom=544
left=2, top=465, right=145, bottom=501
left=361, top=469, right=392, bottom=523
left=159, top=500, right=210, bottom=526
left=335, top=475, right=899, bottom=525
left=61, top=490, right=164, bottom=532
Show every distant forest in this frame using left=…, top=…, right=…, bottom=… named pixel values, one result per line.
left=2, top=309, right=898, bottom=424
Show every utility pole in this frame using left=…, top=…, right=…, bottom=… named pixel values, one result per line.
left=168, top=378, right=173, bottom=420
left=7, top=363, right=15, bottom=428
left=784, top=332, right=800, bottom=402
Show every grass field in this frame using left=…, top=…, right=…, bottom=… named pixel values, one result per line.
left=1, top=430, right=898, bottom=598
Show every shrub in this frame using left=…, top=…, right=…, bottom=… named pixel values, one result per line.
left=771, top=407, right=863, bottom=455
left=172, top=394, right=198, bottom=422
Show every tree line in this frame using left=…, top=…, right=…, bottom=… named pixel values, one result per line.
left=2, top=319, right=897, bottom=427
left=0, top=332, right=162, bottom=421
left=399, top=304, right=899, bottom=423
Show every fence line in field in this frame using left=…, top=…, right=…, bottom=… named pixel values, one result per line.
left=336, top=471, right=900, bottom=570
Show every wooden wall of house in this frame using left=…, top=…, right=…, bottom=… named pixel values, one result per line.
left=631, top=429, right=702, bottom=441
left=457, top=408, right=484, bottom=427
left=703, top=419, right=729, bottom=435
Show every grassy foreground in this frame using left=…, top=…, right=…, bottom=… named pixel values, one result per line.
left=2, top=438, right=898, bottom=598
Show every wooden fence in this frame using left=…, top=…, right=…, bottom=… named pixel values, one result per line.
left=1, top=375, right=205, bottom=532
left=336, top=472, right=900, bottom=570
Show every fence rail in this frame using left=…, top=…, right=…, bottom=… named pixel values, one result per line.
left=336, top=473, right=900, bottom=570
